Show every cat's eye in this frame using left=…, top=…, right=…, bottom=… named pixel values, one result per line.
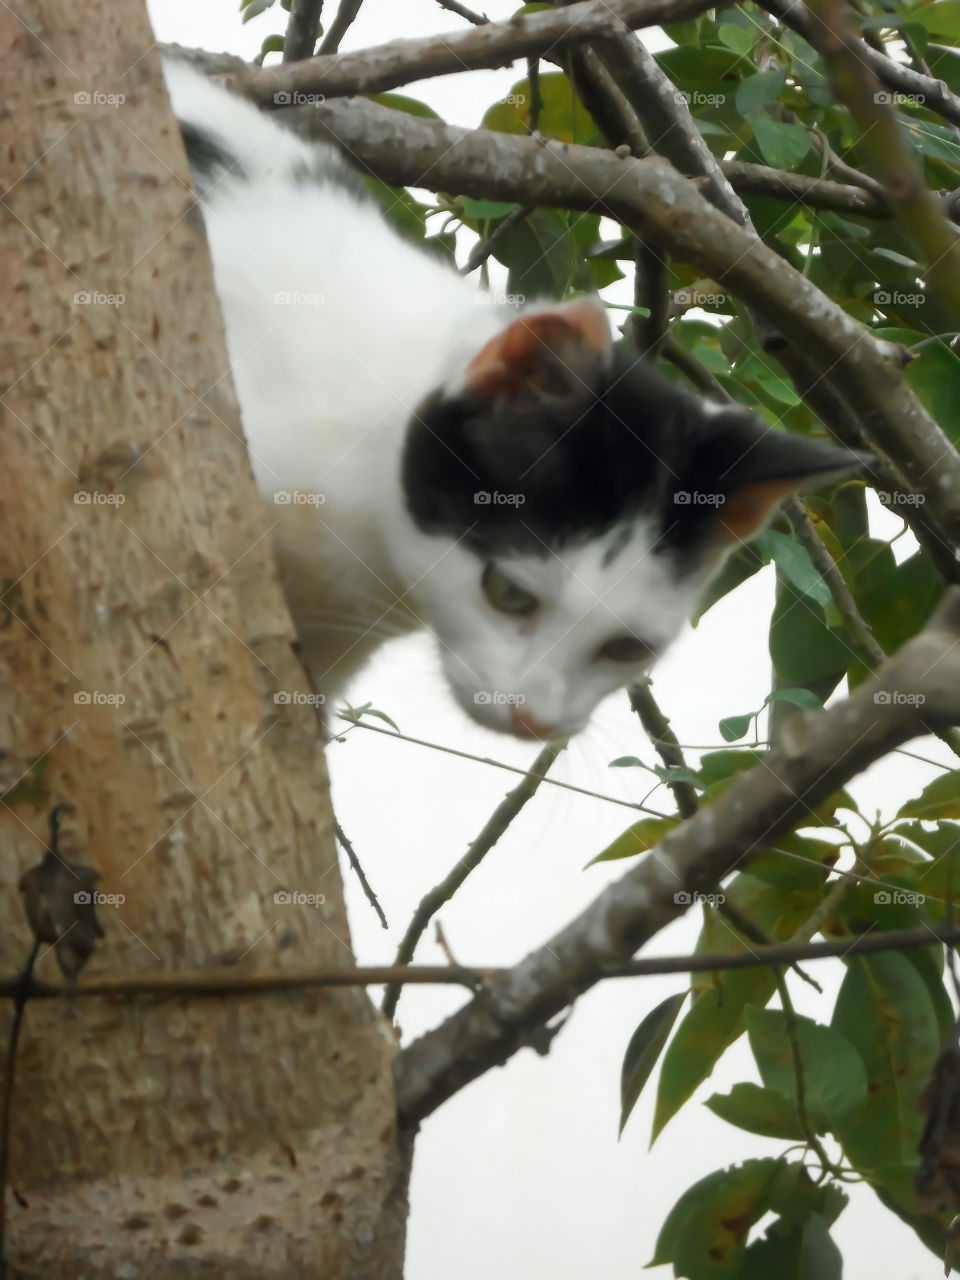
left=595, top=635, right=654, bottom=664
left=482, top=564, right=539, bottom=618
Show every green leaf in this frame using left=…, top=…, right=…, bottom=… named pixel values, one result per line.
left=608, top=755, right=644, bottom=768
left=254, top=34, right=286, bottom=65
left=735, top=68, right=787, bottom=118
left=719, top=712, right=755, bottom=742
left=586, top=816, right=677, bottom=865
left=462, top=197, right=517, bottom=220
left=706, top=1082, right=805, bottom=1139
left=768, top=577, right=849, bottom=696
left=750, top=117, right=812, bottom=169
left=745, top=1007, right=869, bottom=1134
left=652, top=1159, right=782, bottom=1272
left=365, top=93, right=440, bottom=120
left=619, top=992, right=686, bottom=1135
left=912, top=0, right=960, bottom=39
left=482, top=73, right=599, bottom=144
left=717, top=22, right=756, bottom=54
left=897, top=771, right=960, bottom=820
left=654, top=764, right=706, bottom=790
left=831, top=953, right=940, bottom=1205
left=754, top=529, right=831, bottom=606
left=240, top=0, right=275, bottom=20
left=765, top=687, right=823, bottom=711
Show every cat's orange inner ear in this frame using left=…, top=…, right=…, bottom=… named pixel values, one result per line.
left=716, top=479, right=797, bottom=544
left=465, top=299, right=611, bottom=398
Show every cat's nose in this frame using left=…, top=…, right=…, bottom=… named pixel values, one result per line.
left=510, top=705, right=555, bottom=740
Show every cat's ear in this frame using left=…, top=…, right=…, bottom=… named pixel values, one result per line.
left=463, top=298, right=612, bottom=402
left=685, top=407, right=869, bottom=545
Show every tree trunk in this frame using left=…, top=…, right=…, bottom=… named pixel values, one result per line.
left=0, top=4, right=407, bottom=1276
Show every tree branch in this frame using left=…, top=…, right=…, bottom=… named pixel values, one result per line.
left=318, top=0, right=364, bottom=55
left=163, top=0, right=721, bottom=105
left=393, top=590, right=960, bottom=1126
left=283, top=0, right=324, bottom=62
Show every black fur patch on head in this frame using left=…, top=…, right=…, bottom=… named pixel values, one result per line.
left=178, top=122, right=245, bottom=195
left=402, top=346, right=863, bottom=561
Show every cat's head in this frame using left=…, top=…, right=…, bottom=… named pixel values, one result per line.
left=397, top=298, right=864, bottom=740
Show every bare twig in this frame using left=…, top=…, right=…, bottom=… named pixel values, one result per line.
left=318, top=0, right=363, bottom=55
left=628, top=680, right=697, bottom=818
left=333, top=815, right=388, bottom=929
left=382, top=743, right=563, bottom=1019
left=436, top=0, right=488, bottom=23
left=460, top=203, right=532, bottom=276
left=283, top=0, right=324, bottom=62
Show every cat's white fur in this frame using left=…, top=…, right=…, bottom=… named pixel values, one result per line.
left=164, top=61, right=710, bottom=738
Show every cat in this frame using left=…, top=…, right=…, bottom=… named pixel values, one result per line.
left=163, top=59, right=863, bottom=741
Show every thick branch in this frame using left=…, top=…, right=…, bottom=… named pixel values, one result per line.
left=162, top=0, right=720, bottom=104
left=293, top=98, right=960, bottom=547
left=394, top=590, right=960, bottom=1125
left=283, top=0, right=324, bottom=62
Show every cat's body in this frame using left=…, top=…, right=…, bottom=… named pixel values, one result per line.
left=164, top=60, right=862, bottom=739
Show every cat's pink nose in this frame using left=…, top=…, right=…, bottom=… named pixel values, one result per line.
left=510, top=705, right=555, bottom=740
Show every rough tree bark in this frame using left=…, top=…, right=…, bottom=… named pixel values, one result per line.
left=0, top=3, right=406, bottom=1277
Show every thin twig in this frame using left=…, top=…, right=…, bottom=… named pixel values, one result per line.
left=382, top=743, right=563, bottom=1018
left=283, top=0, right=324, bottom=62
left=435, top=0, right=488, bottom=22
left=460, top=203, right=532, bottom=276
left=318, top=0, right=363, bottom=55
left=3, top=924, right=960, bottom=1000
left=628, top=679, right=697, bottom=818
left=333, top=815, right=388, bottom=929
left=333, top=715, right=670, bottom=817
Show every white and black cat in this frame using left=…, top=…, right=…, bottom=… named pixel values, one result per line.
left=163, top=60, right=863, bottom=741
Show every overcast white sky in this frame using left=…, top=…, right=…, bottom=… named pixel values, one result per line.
left=146, top=3, right=951, bottom=1275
